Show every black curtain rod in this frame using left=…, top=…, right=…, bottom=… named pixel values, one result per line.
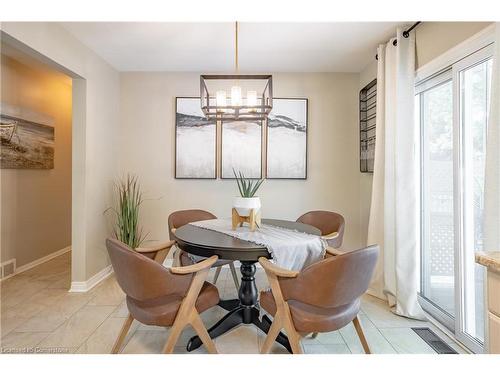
left=375, top=22, right=421, bottom=60
left=403, top=22, right=421, bottom=38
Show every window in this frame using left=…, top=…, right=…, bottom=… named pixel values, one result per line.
left=416, top=45, right=493, bottom=353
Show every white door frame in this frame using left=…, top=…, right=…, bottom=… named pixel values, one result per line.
left=452, top=45, right=494, bottom=354
left=416, top=27, right=495, bottom=352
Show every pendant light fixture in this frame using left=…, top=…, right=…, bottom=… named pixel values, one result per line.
left=200, top=22, right=273, bottom=121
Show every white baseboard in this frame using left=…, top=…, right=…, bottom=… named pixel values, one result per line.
left=1, top=246, right=71, bottom=281
left=69, top=265, right=113, bottom=293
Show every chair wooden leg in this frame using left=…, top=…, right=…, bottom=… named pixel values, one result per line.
left=311, top=332, right=318, bottom=339
left=229, top=262, right=240, bottom=290
left=111, top=314, right=134, bottom=354
left=261, top=314, right=283, bottom=354
left=285, top=325, right=303, bottom=354
left=163, top=263, right=215, bottom=354
left=260, top=262, right=303, bottom=354
left=282, top=307, right=303, bottom=354
left=287, top=333, right=303, bottom=353
left=353, top=316, right=371, bottom=354
left=162, top=318, right=187, bottom=354
left=190, top=310, right=217, bottom=354
left=213, top=266, right=222, bottom=284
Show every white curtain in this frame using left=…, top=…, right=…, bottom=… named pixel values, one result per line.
left=367, top=27, right=424, bottom=319
left=484, top=23, right=500, bottom=257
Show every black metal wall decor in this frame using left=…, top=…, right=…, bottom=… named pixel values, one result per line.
left=360, top=79, right=376, bottom=173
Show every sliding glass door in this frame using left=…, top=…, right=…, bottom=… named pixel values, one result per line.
left=456, top=53, right=492, bottom=350
left=417, top=46, right=493, bottom=352
left=419, top=74, right=455, bottom=327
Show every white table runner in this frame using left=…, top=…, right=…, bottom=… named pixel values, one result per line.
left=189, top=218, right=327, bottom=271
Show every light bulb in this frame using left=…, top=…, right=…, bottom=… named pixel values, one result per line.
left=231, top=86, right=242, bottom=106
left=216, top=90, right=227, bottom=112
left=247, top=90, right=257, bottom=107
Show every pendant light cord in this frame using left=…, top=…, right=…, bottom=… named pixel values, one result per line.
left=235, top=21, right=239, bottom=73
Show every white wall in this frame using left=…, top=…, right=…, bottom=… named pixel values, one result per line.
left=0, top=23, right=120, bottom=282
left=119, top=72, right=365, bottom=251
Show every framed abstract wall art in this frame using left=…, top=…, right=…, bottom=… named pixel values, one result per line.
left=221, top=120, right=262, bottom=179
left=175, top=97, right=217, bottom=179
left=266, top=98, right=308, bottom=179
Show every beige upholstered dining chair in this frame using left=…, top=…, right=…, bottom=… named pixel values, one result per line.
left=106, top=238, right=219, bottom=354
left=168, top=209, right=240, bottom=290
left=296, top=210, right=345, bottom=249
left=258, top=245, right=379, bottom=354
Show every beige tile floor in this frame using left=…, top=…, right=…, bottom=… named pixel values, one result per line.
left=0, top=252, right=468, bottom=354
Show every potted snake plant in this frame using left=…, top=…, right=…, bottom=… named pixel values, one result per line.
left=233, top=169, right=265, bottom=217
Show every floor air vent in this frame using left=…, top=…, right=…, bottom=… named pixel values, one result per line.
left=1, top=259, right=16, bottom=280
left=412, top=327, right=458, bottom=354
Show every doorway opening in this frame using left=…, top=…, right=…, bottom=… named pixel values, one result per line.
left=1, top=37, right=73, bottom=285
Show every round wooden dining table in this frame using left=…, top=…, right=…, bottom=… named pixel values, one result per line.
left=173, top=218, right=320, bottom=353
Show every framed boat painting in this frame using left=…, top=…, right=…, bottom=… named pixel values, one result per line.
left=266, top=98, right=308, bottom=179
left=175, top=97, right=217, bottom=179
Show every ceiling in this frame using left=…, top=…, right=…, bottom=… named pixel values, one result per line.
left=60, top=22, right=406, bottom=72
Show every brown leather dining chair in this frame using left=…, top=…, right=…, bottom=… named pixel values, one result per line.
left=258, top=245, right=379, bottom=354
left=296, top=210, right=347, bottom=339
left=168, top=209, right=240, bottom=290
left=296, top=210, right=345, bottom=249
left=133, top=240, right=175, bottom=264
left=106, top=238, right=220, bottom=354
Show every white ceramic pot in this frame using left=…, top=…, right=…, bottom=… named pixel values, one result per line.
left=233, top=196, right=261, bottom=217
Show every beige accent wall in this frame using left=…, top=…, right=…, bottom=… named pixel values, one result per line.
left=119, top=72, right=365, bottom=251
left=1, top=22, right=120, bottom=282
left=1, top=55, right=72, bottom=268
left=0, top=21, right=491, bottom=283
left=415, top=22, right=493, bottom=69
left=358, top=60, right=378, bottom=247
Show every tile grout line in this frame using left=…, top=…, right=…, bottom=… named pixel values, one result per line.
left=75, top=302, right=122, bottom=353
left=9, top=278, right=67, bottom=336
left=43, top=304, right=117, bottom=350
left=2, top=257, right=71, bottom=343
left=358, top=308, right=399, bottom=353
left=18, top=269, right=102, bottom=347
left=336, top=327, right=352, bottom=353
left=367, top=315, right=437, bottom=353
left=2, top=254, right=71, bottom=312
